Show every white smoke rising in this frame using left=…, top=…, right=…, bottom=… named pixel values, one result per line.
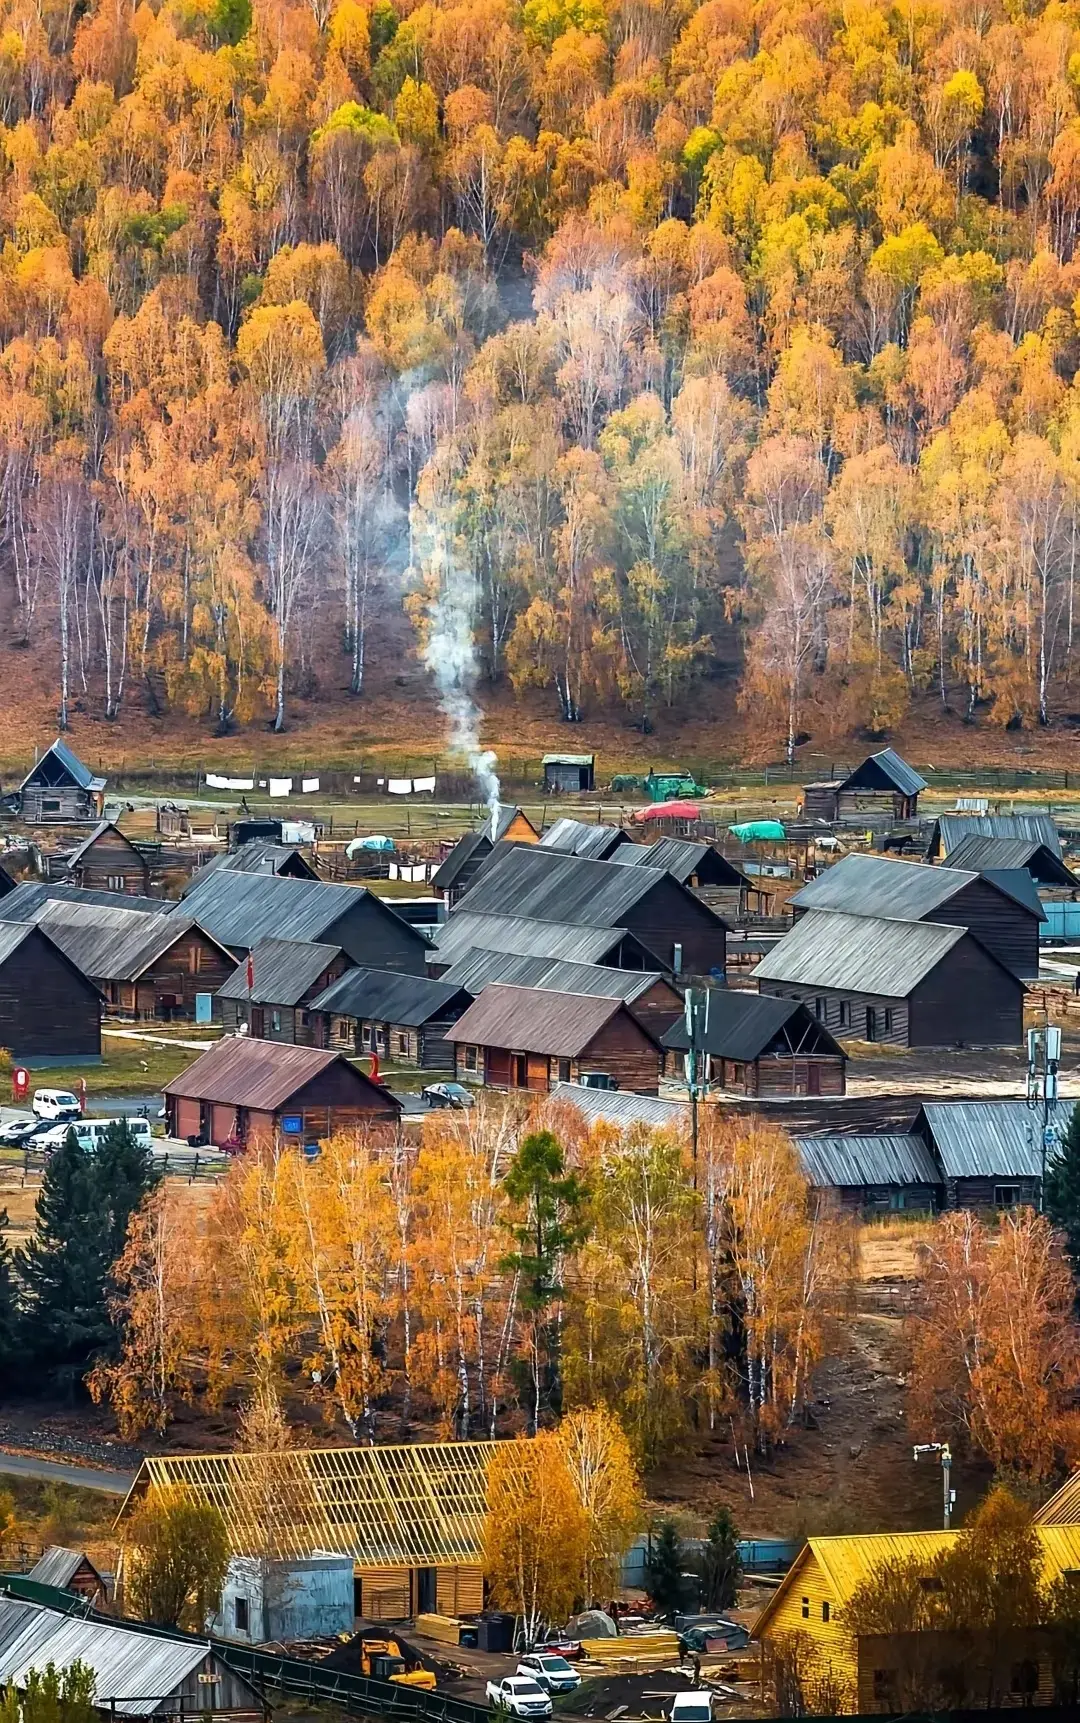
left=418, top=524, right=501, bottom=832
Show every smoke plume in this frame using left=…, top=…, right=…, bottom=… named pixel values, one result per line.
left=418, top=525, right=501, bottom=832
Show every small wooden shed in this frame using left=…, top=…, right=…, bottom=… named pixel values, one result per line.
left=18, top=740, right=106, bottom=824
left=57, top=821, right=150, bottom=895
left=543, top=754, right=595, bottom=793
left=448, top=983, right=663, bottom=1093
left=801, top=749, right=926, bottom=824
left=163, top=1036, right=401, bottom=1148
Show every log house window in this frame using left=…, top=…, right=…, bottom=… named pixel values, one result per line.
left=821, top=1602, right=830, bottom=1622
left=463, top=1045, right=479, bottom=1073
left=838, top=1000, right=850, bottom=1028
left=801, top=1597, right=809, bottom=1618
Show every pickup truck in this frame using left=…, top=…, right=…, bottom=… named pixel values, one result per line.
left=517, top=1655, right=581, bottom=1695
left=485, top=1677, right=553, bottom=1717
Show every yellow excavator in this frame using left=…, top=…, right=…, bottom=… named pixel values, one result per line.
left=358, top=1636, right=438, bottom=1690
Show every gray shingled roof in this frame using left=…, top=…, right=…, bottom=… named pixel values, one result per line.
left=63, top=821, right=142, bottom=868
left=791, top=853, right=1043, bottom=922
left=432, top=911, right=653, bottom=968
left=185, top=843, right=315, bottom=891
left=549, top=1082, right=686, bottom=1129
left=915, top=1099, right=1077, bottom=1179
left=662, top=992, right=843, bottom=1060
left=217, top=938, right=343, bottom=1005
left=27, top=1547, right=101, bottom=1589
left=793, top=1134, right=941, bottom=1190
left=841, top=747, right=926, bottom=796
left=538, top=820, right=629, bottom=859
left=943, top=833, right=1076, bottom=886
left=932, top=813, right=1062, bottom=857
left=447, top=984, right=632, bottom=1056
left=612, top=838, right=747, bottom=886
left=753, top=909, right=969, bottom=995
left=1, top=882, right=161, bottom=919
left=455, top=845, right=719, bottom=929
left=440, top=949, right=666, bottom=1001
left=309, top=967, right=469, bottom=1025
left=179, top=869, right=426, bottom=952
left=18, top=901, right=227, bottom=983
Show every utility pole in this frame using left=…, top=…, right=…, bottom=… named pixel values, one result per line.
left=684, top=987, right=711, bottom=1187
left=914, top=1442, right=954, bottom=1529
left=1026, top=1023, right=1061, bottom=1211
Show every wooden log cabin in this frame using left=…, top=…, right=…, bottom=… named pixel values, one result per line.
left=185, top=841, right=319, bottom=889
left=54, top=820, right=151, bottom=894
left=163, top=1036, right=401, bottom=1148
left=447, top=846, right=728, bottom=981
left=448, top=983, right=663, bottom=1093
left=179, top=870, right=431, bottom=971
left=217, top=938, right=352, bottom=1042
left=7, top=898, right=236, bottom=1019
left=0, top=921, right=101, bottom=1060
left=662, top=993, right=846, bottom=1096
left=439, top=949, right=683, bottom=1041
left=307, top=968, right=473, bottom=1070
left=612, top=836, right=753, bottom=917
left=754, top=909, right=1025, bottom=1049
left=17, top=739, right=106, bottom=824
left=910, top=1099, right=1077, bottom=1210
left=800, top=748, right=926, bottom=825
left=791, top=852, right=1043, bottom=979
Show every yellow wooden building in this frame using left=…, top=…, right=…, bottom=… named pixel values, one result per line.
left=116, top=1441, right=512, bottom=1622
left=753, top=1525, right=1080, bottom=1713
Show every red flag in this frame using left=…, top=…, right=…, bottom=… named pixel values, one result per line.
left=246, top=952, right=254, bottom=993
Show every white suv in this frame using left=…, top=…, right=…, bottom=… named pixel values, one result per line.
left=38, top=1117, right=153, bottom=1153
left=486, top=1678, right=552, bottom=1717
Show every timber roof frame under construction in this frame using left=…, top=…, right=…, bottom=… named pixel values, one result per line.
left=117, top=1441, right=505, bottom=1567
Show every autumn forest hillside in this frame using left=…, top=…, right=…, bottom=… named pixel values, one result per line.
left=7, top=0, right=1080, bottom=763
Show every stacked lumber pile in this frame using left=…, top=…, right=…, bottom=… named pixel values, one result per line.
left=415, top=1613, right=463, bottom=1646
left=580, top=1631, right=681, bottom=1669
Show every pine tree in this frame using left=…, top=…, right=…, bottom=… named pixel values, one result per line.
left=19, top=1122, right=159, bottom=1375
left=645, top=1519, right=687, bottom=1617
left=698, top=1508, right=741, bottom=1612
left=501, top=1130, right=590, bottom=1431
left=1045, top=1105, right=1080, bottom=1274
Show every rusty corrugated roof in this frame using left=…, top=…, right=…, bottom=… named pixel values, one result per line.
left=446, top=983, right=629, bottom=1056
left=162, top=1035, right=400, bottom=1112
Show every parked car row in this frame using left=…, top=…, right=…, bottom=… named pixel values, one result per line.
left=0, top=1109, right=153, bottom=1153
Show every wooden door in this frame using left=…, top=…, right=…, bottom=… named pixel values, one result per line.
left=807, top=1063, right=821, bottom=1095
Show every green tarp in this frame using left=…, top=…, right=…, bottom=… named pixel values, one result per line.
left=730, top=820, right=786, bottom=842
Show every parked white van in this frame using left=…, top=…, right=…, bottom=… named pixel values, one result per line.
left=38, top=1117, right=153, bottom=1152
left=31, top=1089, right=81, bottom=1122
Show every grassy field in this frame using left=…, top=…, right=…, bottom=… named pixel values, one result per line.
left=16, top=1032, right=213, bottom=1103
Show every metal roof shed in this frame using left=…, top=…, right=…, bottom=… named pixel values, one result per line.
left=542, top=754, right=595, bottom=792
left=792, top=1134, right=942, bottom=1209
left=914, top=1099, right=1075, bottom=1177
left=927, top=812, right=1063, bottom=860
left=0, top=1595, right=260, bottom=1717
left=448, top=983, right=663, bottom=1093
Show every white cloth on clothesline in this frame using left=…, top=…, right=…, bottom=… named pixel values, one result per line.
left=205, top=774, right=255, bottom=791
left=387, top=779, right=412, bottom=794
left=302, top=778, right=319, bottom=792
left=413, top=776, right=436, bottom=793
left=268, top=778, right=292, bottom=797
